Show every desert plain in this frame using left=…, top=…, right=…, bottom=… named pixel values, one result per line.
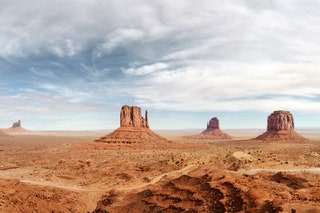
left=0, top=129, right=319, bottom=213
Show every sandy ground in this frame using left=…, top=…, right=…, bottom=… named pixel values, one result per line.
left=0, top=130, right=319, bottom=212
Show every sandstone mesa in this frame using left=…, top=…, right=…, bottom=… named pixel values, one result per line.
left=255, top=110, right=306, bottom=142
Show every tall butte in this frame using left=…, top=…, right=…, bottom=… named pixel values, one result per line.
left=95, top=105, right=169, bottom=145
left=255, top=110, right=306, bottom=142
left=200, top=117, right=232, bottom=139
left=184, top=117, right=232, bottom=140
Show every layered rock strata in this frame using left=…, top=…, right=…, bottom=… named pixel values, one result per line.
left=95, top=105, right=168, bottom=145
left=256, top=110, right=306, bottom=142
left=120, top=105, right=149, bottom=128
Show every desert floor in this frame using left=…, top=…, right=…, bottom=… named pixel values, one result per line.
left=0, top=130, right=319, bottom=213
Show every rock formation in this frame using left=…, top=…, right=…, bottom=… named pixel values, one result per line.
left=120, top=105, right=149, bottom=128
left=207, top=117, right=220, bottom=129
left=183, top=117, right=232, bottom=140
left=1, top=120, right=27, bottom=134
left=6, top=120, right=27, bottom=132
left=255, top=110, right=306, bottom=142
left=11, top=120, right=21, bottom=129
left=95, top=105, right=169, bottom=145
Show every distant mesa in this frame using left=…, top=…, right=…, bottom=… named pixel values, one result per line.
left=255, top=110, right=306, bottom=142
left=184, top=117, right=232, bottom=140
left=1, top=120, right=27, bottom=134
left=8, top=120, right=27, bottom=132
left=95, top=105, right=169, bottom=145
left=11, top=120, right=21, bottom=129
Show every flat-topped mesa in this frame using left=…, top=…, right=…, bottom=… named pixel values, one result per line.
left=207, top=117, right=220, bottom=129
left=120, top=105, right=149, bottom=128
left=256, top=110, right=306, bottom=142
left=267, top=110, right=294, bottom=131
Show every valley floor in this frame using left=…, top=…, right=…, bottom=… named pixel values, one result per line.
left=0, top=131, right=319, bottom=212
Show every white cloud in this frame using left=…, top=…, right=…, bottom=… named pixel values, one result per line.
left=1, top=0, right=320, bottom=129
left=122, top=63, right=168, bottom=76
left=128, top=60, right=320, bottom=112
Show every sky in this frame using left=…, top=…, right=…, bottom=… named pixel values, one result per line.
left=0, top=0, right=320, bottom=130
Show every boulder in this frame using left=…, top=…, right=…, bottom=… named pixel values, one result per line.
left=255, top=110, right=306, bottom=142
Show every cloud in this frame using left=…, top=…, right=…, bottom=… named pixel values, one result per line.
left=0, top=0, right=320, bottom=129
left=122, top=63, right=168, bottom=76
left=128, top=61, right=320, bottom=112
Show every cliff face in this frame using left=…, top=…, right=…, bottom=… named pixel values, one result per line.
left=207, top=117, right=220, bottom=129
left=256, top=110, right=306, bottom=142
left=120, top=105, right=149, bottom=128
left=267, top=111, right=294, bottom=131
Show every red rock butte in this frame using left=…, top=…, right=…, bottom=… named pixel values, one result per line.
left=95, top=105, right=169, bottom=145
left=255, top=110, right=306, bottom=142
left=184, top=117, right=232, bottom=140
left=1, top=120, right=27, bottom=134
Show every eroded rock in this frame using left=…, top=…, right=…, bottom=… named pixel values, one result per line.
left=120, top=105, right=149, bottom=128
left=183, top=117, right=232, bottom=140
left=95, top=105, right=168, bottom=145
left=11, top=120, right=21, bottom=129
left=207, top=117, right=220, bottom=129
left=267, top=111, right=294, bottom=131
left=256, top=110, right=306, bottom=142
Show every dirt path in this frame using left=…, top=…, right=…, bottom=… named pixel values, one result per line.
left=19, top=164, right=199, bottom=193
left=122, top=164, right=198, bottom=191
left=239, top=167, right=320, bottom=175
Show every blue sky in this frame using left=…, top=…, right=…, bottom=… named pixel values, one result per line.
left=0, top=0, right=320, bottom=130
